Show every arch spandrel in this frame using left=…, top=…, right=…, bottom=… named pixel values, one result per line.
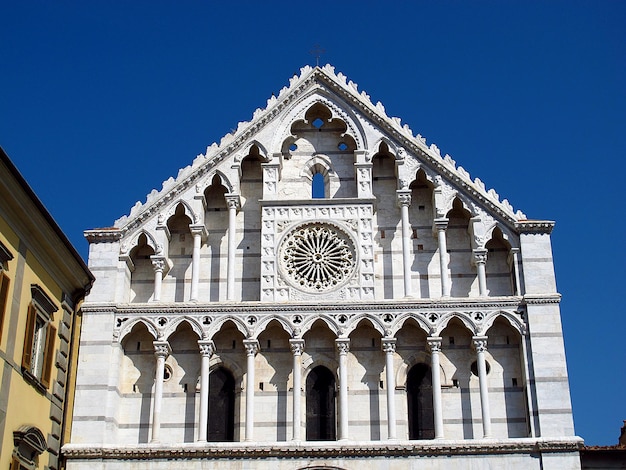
left=342, top=314, right=386, bottom=338
left=122, top=229, right=159, bottom=257
left=435, top=312, right=477, bottom=336
left=271, top=91, right=367, bottom=154
left=208, top=316, right=250, bottom=340
left=480, top=310, right=527, bottom=336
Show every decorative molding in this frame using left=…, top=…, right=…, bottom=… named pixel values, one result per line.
left=62, top=438, right=584, bottom=460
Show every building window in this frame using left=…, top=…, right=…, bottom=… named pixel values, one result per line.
left=208, top=367, right=235, bottom=442
left=0, top=240, right=13, bottom=342
left=21, top=285, right=57, bottom=390
left=11, top=425, right=46, bottom=470
left=407, top=363, right=435, bottom=439
left=306, top=366, right=336, bottom=441
left=312, top=172, right=325, bottom=198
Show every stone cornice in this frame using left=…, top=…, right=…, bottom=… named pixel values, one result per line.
left=83, top=296, right=525, bottom=315
left=523, top=293, right=562, bottom=305
left=62, top=438, right=583, bottom=460
left=84, top=228, right=122, bottom=243
left=515, top=220, right=555, bottom=234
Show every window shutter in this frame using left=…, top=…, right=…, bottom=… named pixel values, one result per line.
left=0, top=273, right=9, bottom=339
left=21, top=303, right=36, bottom=370
left=41, top=323, right=56, bottom=388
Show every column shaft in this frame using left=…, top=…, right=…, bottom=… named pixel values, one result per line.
left=225, top=196, right=239, bottom=301
left=197, top=340, right=214, bottom=442
left=151, top=257, right=165, bottom=302
left=473, top=336, right=492, bottom=438
left=190, top=231, right=202, bottom=301
left=243, top=339, right=259, bottom=441
left=151, top=341, right=170, bottom=443
left=428, top=337, right=444, bottom=439
left=382, top=339, right=397, bottom=439
left=336, top=339, right=350, bottom=440
left=290, top=339, right=304, bottom=441
left=435, top=219, right=450, bottom=297
left=397, top=190, right=412, bottom=297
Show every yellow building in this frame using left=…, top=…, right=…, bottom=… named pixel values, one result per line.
left=0, top=147, right=93, bottom=470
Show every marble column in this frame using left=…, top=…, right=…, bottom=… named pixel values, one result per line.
left=225, top=194, right=240, bottom=301
left=243, top=339, right=259, bottom=441
left=397, top=190, right=413, bottom=298
left=382, top=338, right=397, bottom=439
left=290, top=339, right=305, bottom=441
left=473, top=249, right=488, bottom=297
left=427, top=336, right=444, bottom=439
left=189, top=225, right=206, bottom=302
left=336, top=338, right=350, bottom=440
left=434, top=218, right=450, bottom=297
left=151, top=340, right=171, bottom=442
left=151, top=257, right=166, bottom=302
left=197, top=340, right=215, bottom=442
left=509, top=247, right=522, bottom=295
left=473, top=336, right=492, bottom=438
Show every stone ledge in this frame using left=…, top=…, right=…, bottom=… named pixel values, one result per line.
left=63, top=438, right=583, bottom=460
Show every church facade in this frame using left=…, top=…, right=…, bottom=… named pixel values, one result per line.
left=65, top=65, right=582, bottom=469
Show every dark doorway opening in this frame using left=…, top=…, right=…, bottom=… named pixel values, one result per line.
left=407, top=363, right=435, bottom=439
left=306, top=366, right=336, bottom=440
left=208, top=367, right=235, bottom=441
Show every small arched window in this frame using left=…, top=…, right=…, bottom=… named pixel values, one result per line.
left=312, top=172, right=325, bottom=198
left=306, top=366, right=336, bottom=440
left=407, top=363, right=435, bottom=439
left=208, top=367, right=235, bottom=441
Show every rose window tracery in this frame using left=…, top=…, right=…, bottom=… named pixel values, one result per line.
left=279, top=223, right=356, bottom=293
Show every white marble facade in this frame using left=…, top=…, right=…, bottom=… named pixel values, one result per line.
left=66, top=65, right=582, bottom=469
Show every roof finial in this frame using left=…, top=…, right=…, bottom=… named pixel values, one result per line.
left=309, top=44, right=325, bottom=67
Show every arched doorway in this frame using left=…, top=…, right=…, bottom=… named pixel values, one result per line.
left=407, top=363, right=435, bottom=439
left=306, top=366, right=336, bottom=440
left=208, top=367, right=235, bottom=441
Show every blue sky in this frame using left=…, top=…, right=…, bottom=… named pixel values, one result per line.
left=1, top=1, right=624, bottom=445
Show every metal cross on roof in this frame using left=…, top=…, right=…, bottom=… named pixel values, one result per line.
left=310, top=44, right=325, bottom=67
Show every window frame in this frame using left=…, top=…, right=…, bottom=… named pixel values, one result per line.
left=21, top=285, right=57, bottom=391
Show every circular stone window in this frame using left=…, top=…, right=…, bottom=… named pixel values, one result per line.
left=279, top=222, right=357, bottom=293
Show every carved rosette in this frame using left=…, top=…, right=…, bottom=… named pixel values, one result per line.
left=280, top=223, right=356, bottom=293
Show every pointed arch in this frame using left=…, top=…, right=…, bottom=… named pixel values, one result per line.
left=163, top=199, right=198, bottom=226
left=390, top=313, right=433, bottom=337
left=125, top=229, right=159, bottom=256
left=242, top=140, right=270, bottom=162
left=162, top=316, right=204, bottom=341
left=204, top=170, right=234, bottom=194
left=270, top=92, right=366, bottom=154
left=435, top=312, right=477, bottom=336
left=480, top=310, right=527, bottom=336
left=118, top=318, right=158, bottom=343
left=251, top=315, right=294, bottom=339
left=298, top=314, right=340, bottom=338
left=209, top=316, right=250, bottom=339
left=342, top=313, right=386, bottom=337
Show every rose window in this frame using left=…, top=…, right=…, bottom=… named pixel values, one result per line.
left=279, top=223, right=356, bottom=293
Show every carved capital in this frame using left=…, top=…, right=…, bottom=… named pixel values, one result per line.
left=198, top=340, right=215, bottom=358
left=381, top=338, right=396, bottom=354
left=472, top=335, right=488, bottom=353
left=472, top=249, right=488, bottom=265
left=153, top=341, right=171, bottom=358
left=427, top=336, right=442, bottom=353
left=225, top=194, right=241, bottom=211
left=396, top=190, right=412, bottom=208
left=243, top=339, right=260, bottom=356
left=189, top=224, right=208, bottom=240
left=289, top=339, right=305, bottom=356
left=151, top=256, right=167, bottom=273
left=335, top=338, right=350, bottom=355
